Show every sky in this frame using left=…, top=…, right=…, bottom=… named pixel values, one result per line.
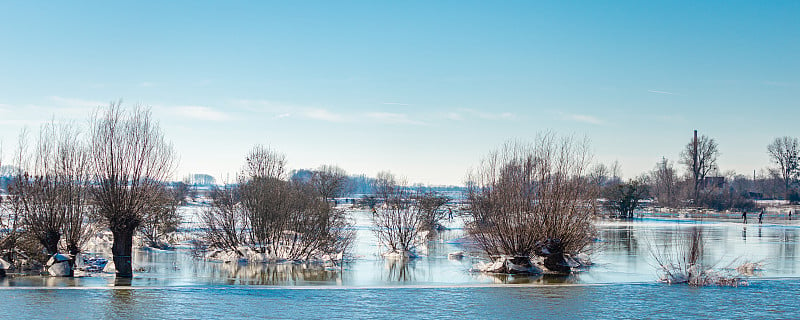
left=0, top=1, right=798, bottom=185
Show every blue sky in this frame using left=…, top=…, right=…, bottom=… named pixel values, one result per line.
left=1, top=1, right=798, bottom=185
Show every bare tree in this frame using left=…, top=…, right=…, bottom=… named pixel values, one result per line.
left=649, top=157, right=680, bottom=208
left=9, top=166, right=64, bottom=258
left=466, top=134, right=596, bottom=274
left=414, top=189, right=450, bottom=235
left=238, top=146, right=291, bottom=253
left=89, top=103, right=176, bottom=277
left=4, top=121, right=94, bottom=277
left=680, top=131, right=719, bottom=203
left=52, top=123, right=94, bottom=258
left=588, top=163, right=610, bottom=187
left=767, top=136, right=800, bottom=195
left=202, top=146, right=354, bottom=261
left=371, top=173, right=424, bottom=257
left=310, top=165, right=350, bottom=203
left=138, top=184, right=181, bottom=249
left=0, top=139, right=22, bottom=263
left=10, top=124, right=87, bottom=253
left=201, top=185, right=246, bottom=251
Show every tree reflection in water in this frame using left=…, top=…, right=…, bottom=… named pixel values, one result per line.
left=774, top=228, right=798, bottom=274
left=384, top=258, right=416, bottom=282
left=197, top=262, right=340, bottom=285
left=107, top=288, right=133, bottom=320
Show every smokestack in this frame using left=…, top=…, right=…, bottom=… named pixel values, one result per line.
left=693, top=130, right=699, bottom=199
left=693, top=130, right=698, bottom=176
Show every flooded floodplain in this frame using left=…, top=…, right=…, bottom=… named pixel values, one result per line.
left=2, top=209, right=799, bottom=318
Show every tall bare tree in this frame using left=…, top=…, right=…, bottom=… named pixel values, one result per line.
left=9, top=123, right=92, bottom=257
left=238, top=146, right=290, bottom=252
left=767, top=136, right=800, bottom=194
left=9, top=128, right=64, bottom=256
left=650, top=157, right=680, bottom=208
left=52, top=123, right=94, bottom=258
left=680, top=131, right=719, bottom=203
left=89, top=103, right=176, bottom=277
left=466, top=134, right=596, bottom=274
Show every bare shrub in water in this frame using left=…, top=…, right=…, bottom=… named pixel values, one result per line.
left=414, top=189, right=450, bottom=236
left=371, top=172, right=424, bottom=258
left=650, top=227, right=746, bottom=287
left=201, top=185, right=246, bottom=251
left=465, top=134, right=596, bottom=274
left=202, top=146, right=354, bottom=262
left=138, top=184, right=182, bottom=249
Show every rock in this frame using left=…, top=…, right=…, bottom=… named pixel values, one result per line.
left=476, top=255, right=542, bottom=274
left=564, top=253, right=591, bottom=268
left=536, top=239, right=571, bottom=274
left=46, top=253, right=73, bottom=277
left=564, top=255, right=581, bottom=268
left=0, top=258, right=8, bottom=277
left=104, top=260, right=116, bottom=273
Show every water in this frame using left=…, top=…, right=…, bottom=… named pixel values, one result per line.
left=2, top=209, right=799, bottom=318
left=1, top=281, right=799, bottom=319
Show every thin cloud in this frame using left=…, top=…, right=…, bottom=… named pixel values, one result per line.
left=171, top=106, right=232, bottom=121
left=648, top=90, right=677, bottom=95
left=564, top=113, right=604, bottom=125
left=232, top=99, right=293, bottom=114
left=366, top=112, right=425, bottom=125
left=233, top=99, right=431, bottom=124
left=302, top=108, right=347, bottom=122
left=444, top=112, right=464, bottom=121
left=461, top=109, right=515, bottom=120
left=139, top=81, right=156, bottom=87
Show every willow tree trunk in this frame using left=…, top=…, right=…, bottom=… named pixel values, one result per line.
left=111, top=228, right=134, bottom=278
left=67, top=243, right=80, bottom=274
left=43, top=230, right=61, bottom=256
